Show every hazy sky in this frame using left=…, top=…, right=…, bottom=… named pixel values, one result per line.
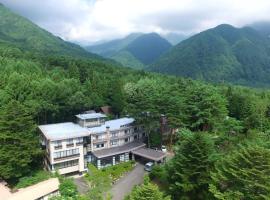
left=1, top=0, right=270, bottom=44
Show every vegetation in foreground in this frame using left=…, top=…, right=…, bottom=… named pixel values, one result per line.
left=124, top=176, right=170, bottom=200
left=84, top=161, right=135, bottom=200
left=149, top=129, right=270, bottom=200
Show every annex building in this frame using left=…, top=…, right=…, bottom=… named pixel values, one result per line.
left=39, top=112, right=166, bottom=175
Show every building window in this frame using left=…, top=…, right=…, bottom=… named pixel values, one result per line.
left=134, top=135, right=138, bottom=140
left=54, top=141, right=62, bottom=150
left=96, top=143, right=104, bottom=148
left=66, top=139, right=74, bottom=147
left=110, top=140, right=118, bottom=146
left=53, top=148, right=79, bottom=160
left=54, top=159, right=79, bottom=169
left=111, top=132, right=117, bottom=138
left=76, top=138, right=83, bottom=145
left=125, top=138, right=129, bottom=143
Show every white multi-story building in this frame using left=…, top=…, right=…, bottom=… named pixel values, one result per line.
left=39, top=112, right=166, bottom=175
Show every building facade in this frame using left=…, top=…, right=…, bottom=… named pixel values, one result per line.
left=39, top=113, right=147, bottom=174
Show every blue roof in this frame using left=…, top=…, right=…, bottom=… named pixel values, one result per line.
left=88, top=118, right=135, bottom=134
left=75, top=113, right=107, bottom=120
left=39, top=122, right=90, bottom=141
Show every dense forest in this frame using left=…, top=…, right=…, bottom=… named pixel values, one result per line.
left=1, top=3, right=270, bottom=200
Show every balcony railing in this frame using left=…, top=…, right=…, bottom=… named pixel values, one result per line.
left=66, top=143, right=74, bottom=148
left=53, top=153, right=80, bottom=162
left=76, top=142, right=84, bottom=146
left=92, top=138, right=108, bottom=143
left=54, top=145, right=62, bottom=150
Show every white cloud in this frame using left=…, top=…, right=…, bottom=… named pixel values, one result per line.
left=1, top=0, right=270, bottom=44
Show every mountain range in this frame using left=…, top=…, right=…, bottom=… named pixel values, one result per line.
left=86, top=33, right=172, bottom=69
left=0, top=3, right=100, bottom=60
left=149, top=24, right=270, bottom=86
left=2, top=2, right=270, bottom=87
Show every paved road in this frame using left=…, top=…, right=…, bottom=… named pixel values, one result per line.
left=73, top=177, right=89, bottom=194
left=110, top=163, right=146, bottom=200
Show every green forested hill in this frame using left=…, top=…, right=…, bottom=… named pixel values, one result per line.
left=0, top=4, right=100, bottom=59
left=85, top=33, right=142, bottom=57
left=150, top=24, right=270, bottom=87
left=86, top=33, right=172, bottom=69
left=125, top=33, right=172, bottom=65
left=249, top=21, right=270, bottom=37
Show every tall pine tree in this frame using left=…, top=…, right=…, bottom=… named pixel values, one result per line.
left=125, top=176, right=170, bottom=200
left=0, top=100, right=42, bottom=180
left=167, top=130, right=214, bottom=200
left=209, top=145, right=270, bottom=200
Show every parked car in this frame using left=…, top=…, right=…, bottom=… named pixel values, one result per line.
left=161, top=145, right=167, bottom=153
left=144, top=162, right=154, bottom=172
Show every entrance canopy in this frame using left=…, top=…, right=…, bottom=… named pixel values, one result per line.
left=132, top=147, right=166, bottom=162
left=92, top=141, right=146, bottom=159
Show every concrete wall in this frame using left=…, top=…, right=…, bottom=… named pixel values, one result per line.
left=47, top=137, right=86, bottom=174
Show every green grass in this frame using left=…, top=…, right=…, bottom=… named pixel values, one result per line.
left=84, top=161, right=135, bottom=199
left=15, top=170, right=53, bottom=189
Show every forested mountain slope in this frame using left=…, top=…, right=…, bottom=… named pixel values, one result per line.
left=249, top=21, right=270, bottom=37
left=0, top=3, right=99, bottom=59
left=86, top=33, right=172, bottom=69
left=85, top=33, right=142, bottom=57
left=150, top=24, right=270, bottom=87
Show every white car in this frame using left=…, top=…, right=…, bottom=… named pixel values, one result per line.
left=161, top=145, right=167, bottom=153
left=144, top=162, right=154, bottom=172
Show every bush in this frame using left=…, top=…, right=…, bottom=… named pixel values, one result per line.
left=149, top=165, right=168, bottom=185
left=85, top=161, right=135, bottom=199
left=15, top=170, right=53, bottom=189
left=59, top=178, right=78, bottom=198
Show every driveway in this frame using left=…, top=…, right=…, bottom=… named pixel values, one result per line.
left=110, top=163, right=146, bottom=200
left=73, top=177, right=89, bottom=194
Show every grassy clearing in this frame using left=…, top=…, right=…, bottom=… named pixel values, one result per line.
left=15, top=170, right=53, bottom=189
left=84, top=161, right=135, bottom=200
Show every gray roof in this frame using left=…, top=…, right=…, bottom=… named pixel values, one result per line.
left=39, top=122, right=90, bottom=141
left=88, top=118, right=135, bottom=134
left=92, top=141, right=145, bottom=158
left=132, top=148, right=166, bottom=161
left=76, top=113, right=107, bottom=120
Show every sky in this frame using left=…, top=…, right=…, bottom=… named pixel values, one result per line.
left=1, top=0, right=270, bottom=45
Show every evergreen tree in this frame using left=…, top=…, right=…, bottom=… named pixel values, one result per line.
left=0, top=100, right=42, bottom=180
left=67, top=62, right=80, bottom=80
left=209, top=145, right=270, bottom=200
left=167, top=131, right=214, bottom=200
left=183, top=84, right=228, bottom=131
left=125, top=176, right=170, bottom=200
left=109, top=79, right=125, bottom=116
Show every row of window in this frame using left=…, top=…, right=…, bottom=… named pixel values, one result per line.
left=54, top=138, right=83, bottom=147
left=113, top=136, right=137, bottom=147
left=54, top=148, right=79, bottom=159
left=54, top=159, right=79, bottom=169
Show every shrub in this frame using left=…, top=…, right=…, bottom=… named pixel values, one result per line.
left=59, top=178, right=78, bottom=198
left=15, top=170, right=53, bottom=189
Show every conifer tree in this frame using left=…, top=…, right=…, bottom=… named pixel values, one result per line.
left=209, top=145, right=270, bottom=200
left=167, top=131, right=214, bottom=200
left=0, top=100, right=42, bottom=180
left=125, top=176, right=170, bottom=200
